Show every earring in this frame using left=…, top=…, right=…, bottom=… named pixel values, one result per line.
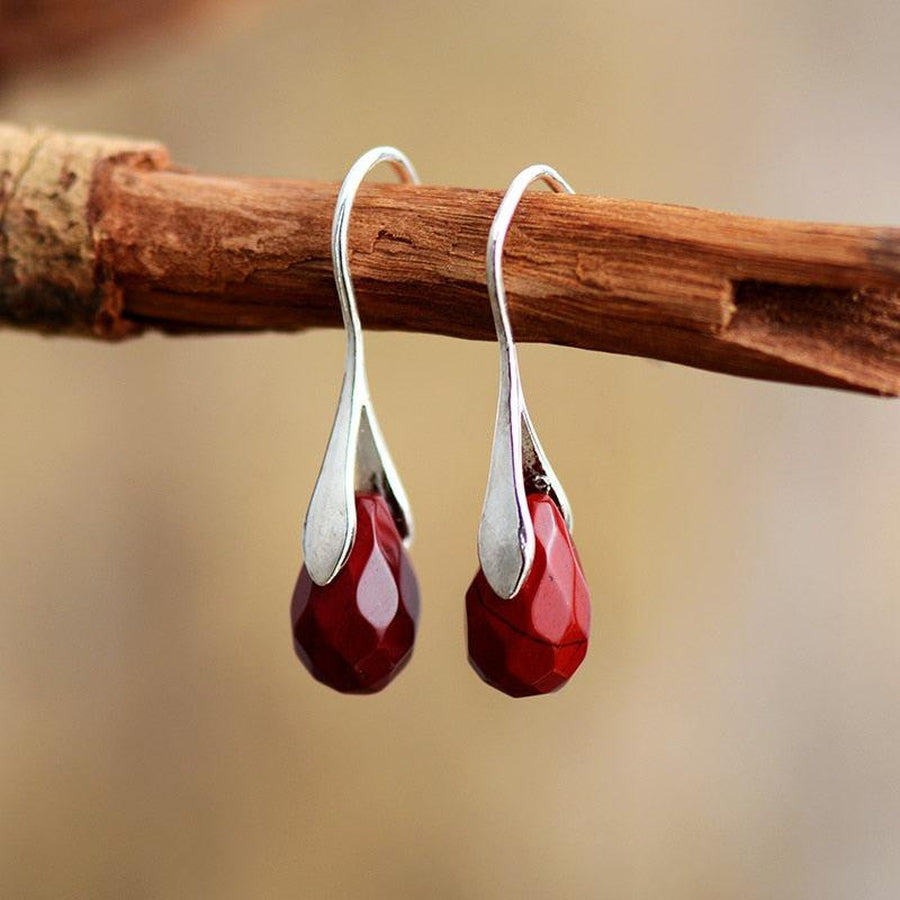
left=291, top=147, right=420, bottom=694
left=466, top=165, right=591, bottom=698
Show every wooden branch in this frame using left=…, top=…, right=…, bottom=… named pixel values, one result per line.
left=2, top=123, right=900, bottom=396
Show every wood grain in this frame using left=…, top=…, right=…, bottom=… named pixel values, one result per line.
left=2, top=123, right=899, bottom=395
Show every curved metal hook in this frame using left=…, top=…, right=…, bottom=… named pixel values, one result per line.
left=331, top=147, right=420, bottom=363
left=303, top=147, right=419, bottom=586
left=478, top=164, right=575, bottom=599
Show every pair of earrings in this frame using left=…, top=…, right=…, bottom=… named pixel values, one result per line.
left=290, top=148, right=591, bottom=698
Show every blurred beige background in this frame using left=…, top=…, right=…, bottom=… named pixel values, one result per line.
left=2, top=2, right=900, bottom=898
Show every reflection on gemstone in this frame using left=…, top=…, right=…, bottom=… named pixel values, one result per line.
left=466, top=493, right=590, bottom=697
left=292, top=493, right=418, bottom=693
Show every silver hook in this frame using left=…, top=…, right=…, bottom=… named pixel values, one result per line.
left=478, top=164, right=575, bottom=599
left=302, top=147, right=419, bottom=586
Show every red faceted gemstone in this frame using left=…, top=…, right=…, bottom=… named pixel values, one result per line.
left=466, top=493, right=590, bottom=697
left=292, top=493, right=419, bottom=693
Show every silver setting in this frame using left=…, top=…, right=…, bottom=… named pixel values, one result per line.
left=478, top=165, right=575, bottom=600
left=302, top=147, right=418, bottom=586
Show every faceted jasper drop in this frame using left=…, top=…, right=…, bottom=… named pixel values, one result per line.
left=291, top=493, right=419, bottom=693
left=466, top=493, right=590, bottom=697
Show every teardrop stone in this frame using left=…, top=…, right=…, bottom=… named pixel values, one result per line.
left=291, top=493, right=419, bottom=693
left=466, top=493, right=590, bottom=697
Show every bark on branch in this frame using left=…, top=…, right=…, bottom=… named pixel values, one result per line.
left=2, top=122, right=899, bottom=395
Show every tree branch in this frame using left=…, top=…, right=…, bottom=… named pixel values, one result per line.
left=2, top=122, right=899, bottom=395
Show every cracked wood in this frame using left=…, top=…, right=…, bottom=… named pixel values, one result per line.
left=2, top=122, right=900, bottom=396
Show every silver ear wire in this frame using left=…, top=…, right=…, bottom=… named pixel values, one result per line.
left=478, top=165, right=575, bottom=600
left=302, top=147, right=418, bottom=586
